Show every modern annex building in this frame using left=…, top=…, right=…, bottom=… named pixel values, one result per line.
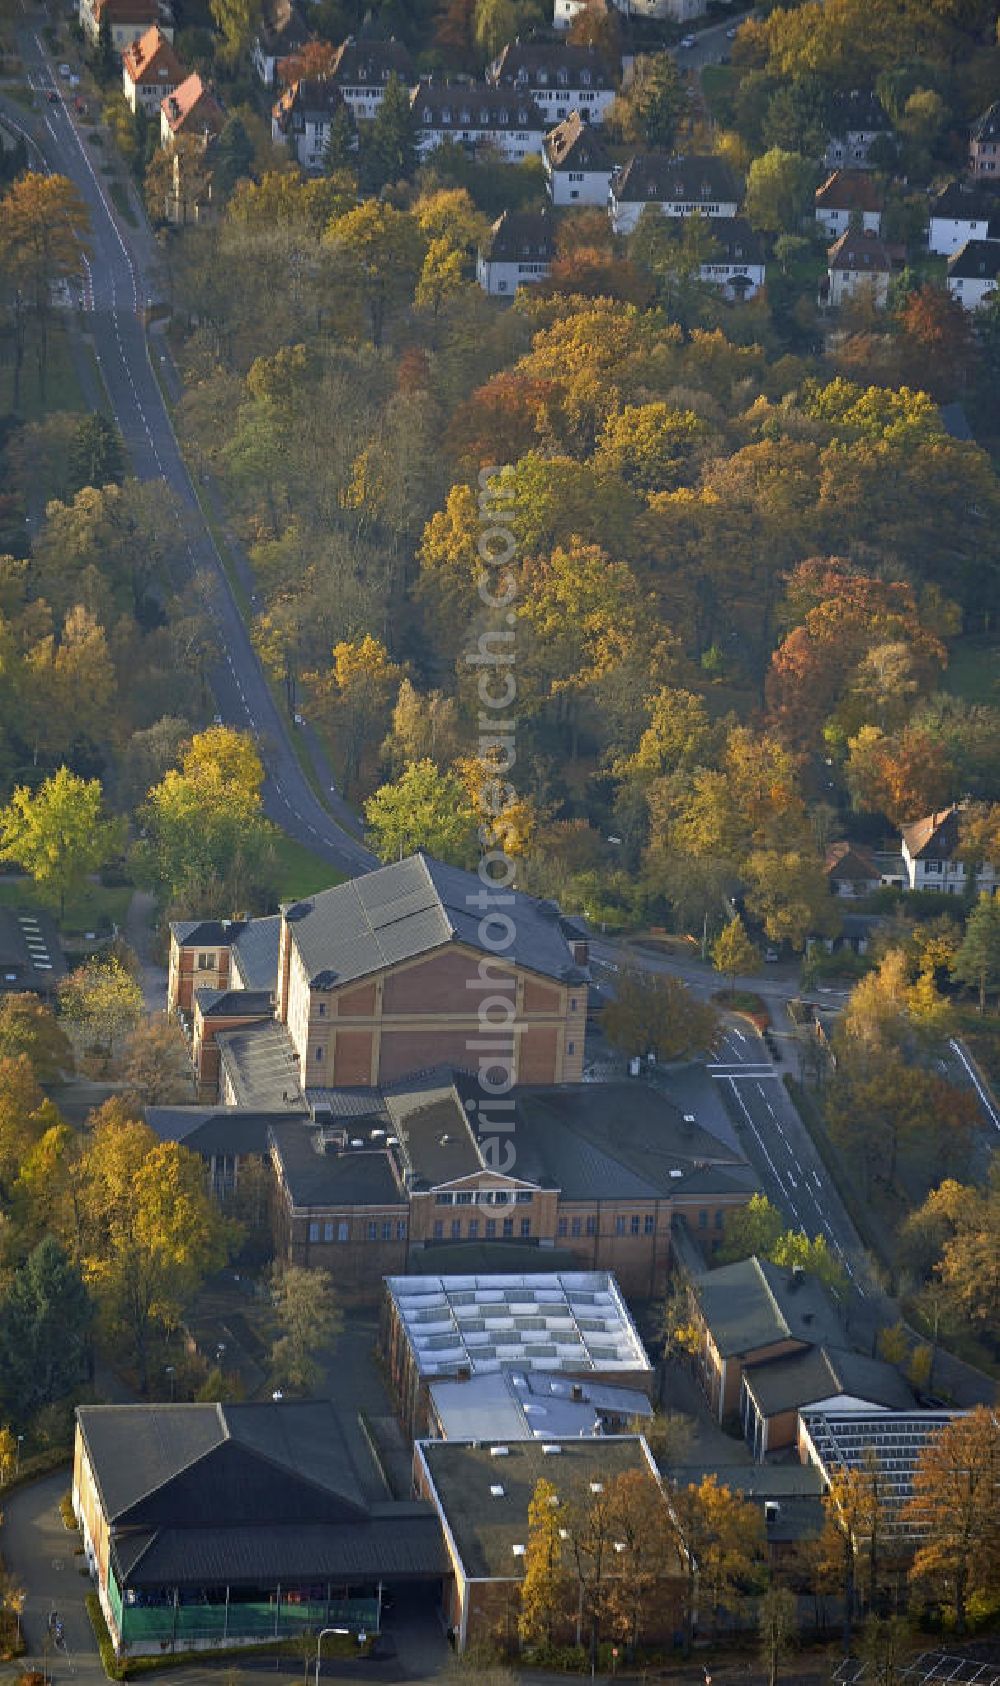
left=73, top=1401, right=446, bottom=1656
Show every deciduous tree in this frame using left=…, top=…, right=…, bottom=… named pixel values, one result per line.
left=269, top=1263, right=342, bottom=1394
left=0, top=767, right=119, bottom=917
left=905, top=1407, right=1000, bottom=1632
left=365, top=760, right=478, bottom=866
left=711, top=914, right=760, bottom=996
left=603, top=970, right=718, bottom=1063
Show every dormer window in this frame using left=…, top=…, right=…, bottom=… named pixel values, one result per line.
left=557, top=68, right=568, bottom=85
left=581, top=69, right=591, bottom=85
left=423, top=106, right=432, bottom=122
left=460, top=106, right=470, bottom=123
left=499, top=107, right=509, bottom=122
left=441, top=105, right=451, bottom=122
left=517, top=106, right=528, bottom=123
left=538, top=70, right=548, bottom=85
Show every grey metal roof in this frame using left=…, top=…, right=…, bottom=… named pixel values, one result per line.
left=170, top=919, right=245, bottom=946
left=194, top=988, right=273, bottom=1019
left=429, top=1367, right=653, bottom=1442
left=215, top=1020, right=303, bottom=1110
left=385, top=1079, right=481, bottom=1188
left=743, top=1345, right=914, bottom=1417
left=145, top=1105, right=306, bottom=1158
left=112, top=1514, right=448, bottom=1588
left=284, top=853, right=583, bottom=989
left=231, top=914, right=280, bottom=992
left=693, top=1257, right=845, bottom=1358
left=268, top=1120, right=405, bottom=1208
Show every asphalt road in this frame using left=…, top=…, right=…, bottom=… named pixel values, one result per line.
left=3, top=23, right=375, bottom=880
left=675, top=6, right=755, bottom=69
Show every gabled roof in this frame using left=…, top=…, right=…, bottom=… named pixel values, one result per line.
left=215, top=1019, right=303, bottom=1110
left=256, top=0, right=309, bottom=56
left=273, top=73, right=344, bottom=134
left=193, top=987, right=272, bottom=1019
left=827, top=227, right=895, bottom=272
left=489, top=40, right=615, bottom=91
left=699, top=215, right=764, bottom=264
left=948, top=237, right=1000, bottom=281
left=900, top=804, right=960, bottom=860
left=122, top=25, right=183, bottom=85
left=543, top=109, right=612, bottom=172
left=930, top=179, right=1000, bottom=226
left=145, top=1104, right=307, bottom=1158
left=231, top=913, right=280, bottom=992
left=692, top=1256, right=845, bottom=1358
left=170, top=917, right=245, bottom=947
left=92, top=0, right=158, bottom=25
left=282, top=852, right=583, bottom=989
left=971, top=99, right=1000, bottom=143
left=743, top=1344, right=914, bottom=1417
left=481, top=206, right=554, bottom=262
left=412, top=79, right=545, bottom=133
left=815, top=169, right=885, bottom=212
left=612, top=152, right=739, bottom=206
left=828, top=87, right=890, bottom=135
left=162, top=72, right=224, bottom=137
left=328, top=33, right=413, bottom=86
left=824, top=839, right=880, bottom=881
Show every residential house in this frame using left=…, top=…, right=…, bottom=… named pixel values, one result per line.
left=72, top=1401, right=447, bottom=1657
left=969, top=99, right=1000, bottom=178
left=947, top=238, right=1000, bottom=310
left=79, top=0, right=170, bottom=53
left=900, top=804, right=998, bottom=894
left=412, top=82, right=545, bottom=164
left=252, top=0, right=310, bottom=88
left=264, top=1072, right=758, bottom=1298
left=542, top=111, right=613, bottom=206
left=160, top=73, right=223, bottom=148
left=927, top=179, right=1000, bottom=256
left=326, top=35, right=414, bottom=122
left=426, top=1367, right=654, bottom=1443
left=740, top=1344, right=913, bottom=1459
left=122, top=26, right=183, bottom=114
left=696, top=216, right=765, bottom=299
left=272, top=76, right=349, bottom=171
left=824, top=88, right=893, bottom=171
left=825, top=227, right=897, bottom=308
left=814, top=169, right=885, bottom=237
left=476, top=207, right=553, bottom=294
left=824, top=840, right=882, bottom=899
left=555, top=0, right=692, bottom=20
left=487, top=41, right=616, bottom=128
left=0, top=909, right=66, bottom=998
left=608, top=154, right=740, bottom=236
left=413, top=1437, right=684, bottom=1653
left=168, top=917, right=244, bottom=1015
left=383, top=1272, right=653, bottom=1438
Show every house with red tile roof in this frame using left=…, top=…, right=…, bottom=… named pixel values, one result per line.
left=122, top=26, right=183, bottom=115
left=79, top=0, right=171, bottom=54
left=160, top=72, right=224, bottom=148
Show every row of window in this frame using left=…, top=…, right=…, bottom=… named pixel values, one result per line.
left=433, top=1217, right=531, bottom=1240
left=421, top=108, right=535, bottom=127
left=308, top=1218, right=407, bottom=1243
left=512, top=68, right=596, bottom=87
left=434, top=1190, right=533, bottom=1206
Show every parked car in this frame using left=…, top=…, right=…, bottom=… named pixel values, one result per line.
left=680, top=33, right=696, bottom=47
left=58, top=61, right=71, bottom=77
left=47, top=88, right=59, bottom=102
left=726, top=25, right=738, bottom=37
left=764, top=947, right=780, bottom=963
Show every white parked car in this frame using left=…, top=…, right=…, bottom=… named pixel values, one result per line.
left=58, top=62, right=71, bottom=77
left=680, top=34, right=696, bottom=47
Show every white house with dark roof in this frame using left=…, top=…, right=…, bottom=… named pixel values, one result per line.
left=252, top=0, right=310, bottom=87
left=608, top=153, right=740, bottom=235
left=412, top=81, right=545, bottom=162
left=326, top=35, right=414, bottom=120
left=814, top=168, right=884, bottom=236
left=477, top=207, right=553, bottom=294
left=970, top=99, right=1000, bottom=178
left=543, top=110, right=613, bottom=204
left=825, top=226, right=896, bottom=307
left=947, top=237, right=1000, bottom=309
left=272, top=75, right=349, bottom=169
left=928, top=179, right=1000, bottom=256
left=697, top=216, right=765, bottom=298
left=824, top=88, right=893, bottom=171
left=487, top=40, right=615, bottom=127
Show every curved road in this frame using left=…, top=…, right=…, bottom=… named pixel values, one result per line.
left=4, top=20, right=375, bottom=878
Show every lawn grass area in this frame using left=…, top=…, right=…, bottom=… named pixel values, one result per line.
left=271, top=833, right=343, bottom=901
left=0, top=875, right=132, bottom=938
left=0, top=323, right=87, bottom=420
left=942, top=634, right=1000, bottom=704
left=701, top=62, right=737, bottom=120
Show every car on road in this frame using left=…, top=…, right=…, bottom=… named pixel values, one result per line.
left=212, top=712, right=223, bottom=726
left=726, top=25, right=739, bottom=36
left=58, top=62, right=71, bottom=77
left=680, top=33, right=696, bottom=47
left=764, top=947, right=780, bottom=963
left=47, top=88, right=59, bottom=101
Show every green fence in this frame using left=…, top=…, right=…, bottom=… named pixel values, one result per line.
left=108, top=1568, right=377, bottom=1648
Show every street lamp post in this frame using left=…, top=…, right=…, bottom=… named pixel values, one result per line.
left=15, top=1435, right=23, bottom=1476
left=165, top=1366, right=176, bottom=1402
left=314, top=1626, right=349, bottom=1686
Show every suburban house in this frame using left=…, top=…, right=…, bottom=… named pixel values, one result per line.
left=326, top=35, right=414, bottom=121
left=696, top=217, right=766, bottom=300
left=825, top=227, right=897, bottom=307
left=555, top=0, right=699, bottom=20
left=122, top=25, right=183, bottom=114
left=72, top=1400, right=447, bottom=1657
left=823, top=840, right=882, bottom=899
left=160, top=73, right=224, bottom=147
left=381, top=1272, right=653, bottom=1438
left=412, top=82, right=545, bottom=163
left=476, top=207, right=553, bottom=294
left=927, top=179, right=1000, bottom=255
left=899, top=804, right=998, bottom=894
left=608, top=154, right=740, bottom=236
left=542, top=111, right=613, bottom=206
left=947, top=238, right=1000, bottom=310
left=824, top=88, right=893, bottom=171
left=970, top=99, right=1000, bottom=178
left=79, top=0, right=170, bottom=53
left=252, top=0, right=310, bottom=87
left=814, top=169, right=885, bottom=236
left=487, top=41, right=616, bottom=128
left=413, top=1436, right=684, bottom=1653
left=425, top=1367, right=653, bottom=1443
left=169, top=853, right=591, bottom=1096
left=0, top=910, right=66, bottom=998
left=272, top=76, right=349, bottom=170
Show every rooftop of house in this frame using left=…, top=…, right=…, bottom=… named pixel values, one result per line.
left=827, top=227, right=896, bottom=271
left=815, top=169, right=885, bottom=212
left=77, top=1401, right=446, bottom=1588
left=386, top=1271, right=652, bottom=1381
left=481, top=206, right=554, bottom=262
left=900, top=804, right=961, bottom=860
left=828, top=87, right=891, bottom=134
left=193, top=987, right=273, bottom=1020
left=742, top=1343, right=914, bottom=1418
left=328, top=33, right=414, bottom=85
left=971, top=99, right=1000, bottom=143
left=429, top=1366, right=653, bottom=1442
left=412, top=79, right=545, bottom=129
left=611, top=152, right=740, bottom=205
left=256, top=0, right=309, bottom=55
left=418, top=1436, right=665, bottom=1580
left=930, top=178, right=1000, bottom=223
left=489, top=40, right=615, bottom=90
left=145, top=1105, right=307, bottom=1159
left=543, top=109, right=612, bottom=170
left=92, top=0, right=160, bottom=23
left=671, top=1463, right=826, bottom=1543
left=282, top=852, right=585, bottom=991
left=122, top=24, right=183, bottom=83
left=162, top=72, right=224, bottom=135
left=0, top=908, right=66, bottom=994
left=948, top=237, right=1000, bottom=281
left=824, top=839, right=881, bottom=880
left=692, top=1256, right=845, bottom=1359
left=698, top=215, right=764, bottom=264
left=215, top=1019, right=303, bottom=1109
left=273, top=73, right=345, bottom=130
left=170, top=917, right=246, bottom=948
left=231, top=913, right=280, bottom=992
